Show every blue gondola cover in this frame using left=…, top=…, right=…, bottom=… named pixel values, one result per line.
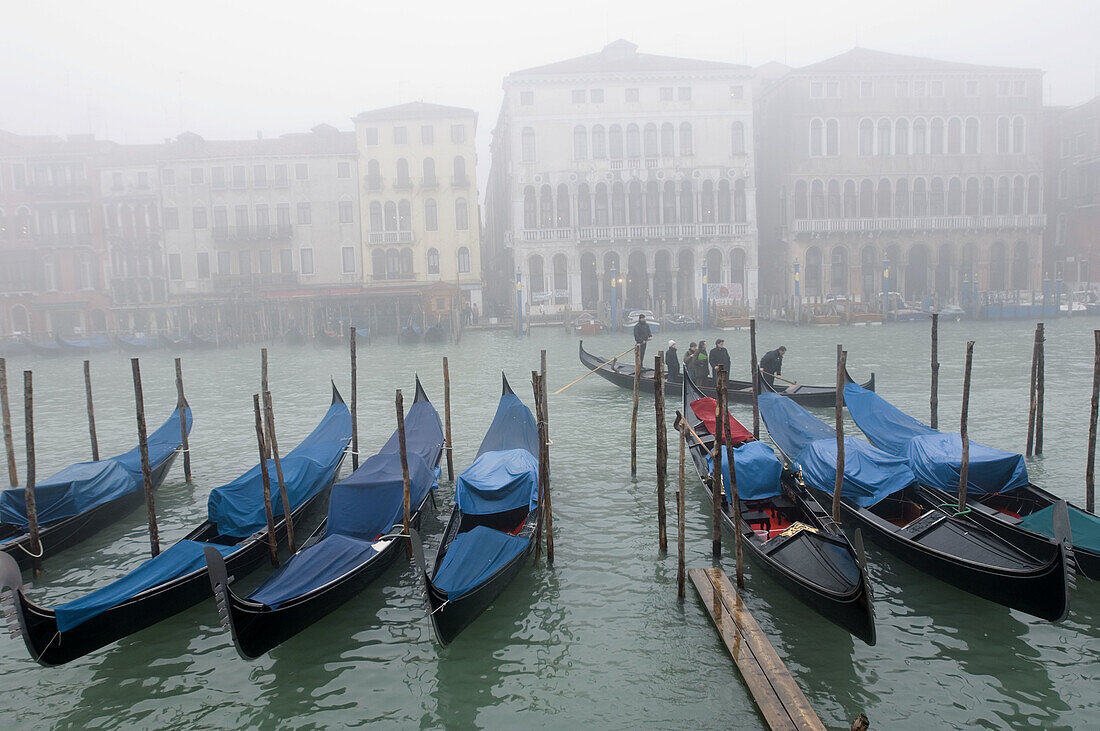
left=474, top=392, right=541, bottom=458
left=704, top=440, right=785, bottom=502
left=0, top=406, right=191, bottom=527
left=759, top=392, right=915, bottom=507
left=249, top=534, right=379, bottom=609
left=455, top=449, right=539, bottom=516
left=844, top=383, right=1028, bottom=494
left=327, top=453, right=435, bottom=541
left=53, top=539, right=237, bottom=632
left=431, top=526, right=531, bottom=598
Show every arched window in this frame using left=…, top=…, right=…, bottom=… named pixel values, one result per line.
left=643, top=124, right=658, bottom=157
left=929, top=178, right=945, bottom=216
left=384, top=201, right=397, bottom=231
left=662, top=181, right=677, bottom=223
left=611, top=182, right=626, bottom=225
left=1012, top=176, right=1026, bottom=215
left=647, top=181, right=661, bottom=223
left=894, top=119, right=909, bottom=155
left=859, top=120, right=874, bottom=155
left=793, top=180, right=808, bottom=219
left=913, top=118, right=927, bottom=154
left=981, top=176, right=995, bottom=215
left=629, top=181, right=644, bottom=224
left=1012, top=115, right=1026, bottom=153
left=997, top=176, right=1011, bottom=214
left=810, top=119, right=824, bottom=156
left=717, top=180, right=731, bottom=222
left=372, top=249, right=386, bottom=280
left=454, top=198, right=468, bottom=230
left=826, top=119, right=838, bottom=156
left=523, top=186, right=537, bottom=229
left=1011, top=241, right=1029, bottom=289
left=399, top=248, right=413, bottom=275
left=427, top=247, right=440, bottom=275
left=843, top=180, right=857, bottom=218
left=701, top=181, right=715, bottom=223
left=913, top=178, right=928, bottom=216
left=965, top=178, right=980, bottom=216
left=609, top=124, right=624, bottom=159
left=989, top=241, right=1006, bottom=290
left=423, top=158, right=436, bottom=186
left=877, top=119, right=891, bottom=155
left=592, top=125, right=607, bottom=158
left=731, top=121, right=746, bottom=155
left=521, top=128, right=536, bottom=162
left=660, top=123, right=675, bottom=156
left=930, top=118, right=945, bottom=154
left=895, top=178, right=909, bottom=216
left=830, top=246, right=849, bottom=293
left=573, top=126, right=588, bottom=160
left=458, top=246, right=471, bottom=274
left=553, top=253, right=569, bottom=295
left=626, top=124, right=641, bottom=157
left=877, top=179, right=892, bottom=217
left=386, top=248, right=400, bottom=277
left=528, top=255, right=545, bottom=297
left=453, top=156, right=467, bottom=183
left=859, top=179, right=874, bottom=217
left=811, top=180, right=825, bottom=218
left=679, top=122, right=693, bottom=155
left=1027, top=175, right=1041, bottom=215
left=396, top=158, right=410, bottom=186
left=556, top=184, right=571, bottom=226
left=964, top=118, right=979, bottom=154
left=679, top=180, right=694, bottom=222
left=947, top=118, right=962, bottom=155
left=577, top=183, right=592, bottom=226
left=827, top=180, right=842, bottom=218
left=533, top=185, right=550, bottom=228
left=398, top=200, right=411, bottom=230
left=948, top=178, right=963, bottom=216
left=996, top=117, right=1010, bottom=154
left=734, top=179, right=747, bottom=223
left=367, top=159, right=381, bottom=189
left=595, top=183, right=609, bottom=225
left=805, top=247, right=822, bottom=297
left=369, top=201, right=383, bottom=231
left=425, top=198, right=438, bottom=231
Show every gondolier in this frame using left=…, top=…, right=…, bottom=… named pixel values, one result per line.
left=665, top=340, right=680, bottom=379
left=633, top=314, right=652, bottom=363
left=709, top=339, right=731, bottom=381
left=760, top=346, right=786, bottom=387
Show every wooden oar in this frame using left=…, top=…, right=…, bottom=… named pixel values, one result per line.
left=554, top=346, right=638, bottom=395
left=761, top=370, right=798, bottom=387
left=673, top=412, right=707, bottom=449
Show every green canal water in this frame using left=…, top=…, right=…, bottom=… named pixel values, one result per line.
left=0, top=319, right=1097, bottom=729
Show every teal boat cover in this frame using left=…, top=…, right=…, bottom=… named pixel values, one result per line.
left=1018, top=503, right=1100, bottom=554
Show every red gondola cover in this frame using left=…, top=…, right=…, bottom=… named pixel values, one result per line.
left=690, top=397, right=754, bottom=445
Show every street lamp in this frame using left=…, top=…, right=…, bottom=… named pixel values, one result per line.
left=515, top=267, right=523, bottom=337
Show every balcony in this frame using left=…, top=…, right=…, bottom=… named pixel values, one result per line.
left=421, top=177, right=438, bottom=190
left=212, top=225, right=294, bottom=243
left=367, top=230, right=414, bottom=244
left=25, top=183, right=93, bottom=199
left=520, top=222, right=752, bottom=244
left=451, top=176, right=469, bottom=187
left=393, top=178, right=413, bottom=191
left=372, top=271, right=418, bottom=282
left=365, top=177, right=383, bottom=192
left=790, top=214, right=1046, bottom=235
left=211, top=272, right=300, bottom=291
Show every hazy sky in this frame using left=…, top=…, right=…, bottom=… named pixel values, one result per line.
left=2, top=0, right=1096, bottom=176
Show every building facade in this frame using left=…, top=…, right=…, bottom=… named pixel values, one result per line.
left=756, top=49, right=1046, bottom=309
left=1044, top=96, right=1099, bottom=290
left=484, top=40, right=759, bottom=318
left=0, top=131, right=113, bottom=337
left=354, top=102, right=483, bottom=313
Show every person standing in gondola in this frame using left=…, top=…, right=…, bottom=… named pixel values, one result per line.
left=665, top=340, right=680, bottom=379
left=759, top=345, right=786, bottom=388
left=694, top=340, right=709, bottom=384
left=683, top=342, right=697, bottom=380
left=633, top=313, right=653, bottom=364
left=709, top=338, right=731, bottom=382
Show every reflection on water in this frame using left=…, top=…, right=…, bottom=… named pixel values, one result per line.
left=0, top=320, right=1098, bottom=727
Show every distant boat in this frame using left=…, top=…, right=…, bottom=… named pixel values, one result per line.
left=57, top=335, right=112, bottom=353
left=423, top=323, right=447, bottom=343
left=116, top=334, right=160, bottom=352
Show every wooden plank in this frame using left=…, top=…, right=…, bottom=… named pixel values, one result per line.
left=690, top=568, right=825, bottom=731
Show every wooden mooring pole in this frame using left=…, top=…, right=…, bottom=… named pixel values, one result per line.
left=263, top=391, right=295, bottom=554
left=396, top=389, right=412, bottom=558
left=260, top=348, right=271, bottom=460
left=959, top=341, right=975, bottom=509
left=83, top=360, right=99, bottom=461
left=23, top=371, right=42, bottom=577
left=631, top=344, right=640, bottom=477
left=175, top=357, right=192, bottom=482
left=350, top=327, right=359, bottom=471
left=130, top=358, right=160, bottom=557
left=541, top=370, right=554, bottom=564
left=833, top=346, right=847, bottom=523
left=654, top=353, right=667, bottom=553
left=1036, top=324, right=1045, bottom=455
left=677, top=422, right=686, bottom=599
left=253, top=394, right=279, bottom=566
left=1026, top=323, right=1041, bottom=456
left=443, top=357, right=454, bottom=483
left=1087, top=330, right=1099, bottom=514
left=712, top=365, right=726, bottom=558
left=930, top=313, right=939, bottom=430
left=0, top=358, right=16, bottom=486
left=749, top=318, right=760, bottom=440
left=533, top=371, right=543, bottom=562
left=723, top=396, right=745, bottom=589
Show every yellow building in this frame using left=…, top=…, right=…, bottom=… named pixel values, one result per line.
left=354, top=102, right=482, bottom=311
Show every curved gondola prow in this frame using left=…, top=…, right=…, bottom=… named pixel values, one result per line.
left=203, top=546, right=250, bottom=661
left=330, top=380, right=345, bottom=405
left=681, top=370, right=708, bottom=434
left=501, top=372, right=514, bottom=396
left=0, top=551, right=34, bottom=662
left=408, top=527, right=446, bottom=645
left=413, top=374, right=429, bottom=403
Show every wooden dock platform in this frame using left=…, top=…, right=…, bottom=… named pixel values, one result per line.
left=690, top=567, right=826, bottom=731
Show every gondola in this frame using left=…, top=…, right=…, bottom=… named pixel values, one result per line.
left=423, top=323, right=447, bottom=343
left=1, top=403, right=191, bottom=571
left=116, top=333, right=160, bottom=352
left=579, top=340, right=874, bottom=407
left=757, top=383, right=1071, bottom=622
left=205, top=377, right=444, bottom=658
left=57, top=335, right=112, bottom=353
left=0, top=384, right=350, bottom=666
left=25, top=340, right=62, bottom=357
left=161, top=333, right=191, bottom=350
left=399, top=324, right=423, bottom=345
left=410, top=373, right=541, bottom=646
left=844, top=383, right=1100, bottom=580
left=680, top=372, right=876, bottom=644
left=314, top=329, right=342, bottom=348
